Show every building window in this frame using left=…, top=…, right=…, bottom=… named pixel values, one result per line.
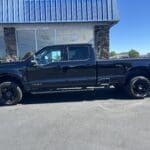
left=16, top=30, right=36, bottom=59
left=36, top=29, right=55, bottom=50
left=15, top=25, right=94, bottom=60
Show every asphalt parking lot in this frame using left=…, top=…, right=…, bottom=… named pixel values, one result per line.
left=0, top=88, right=150, bottom=150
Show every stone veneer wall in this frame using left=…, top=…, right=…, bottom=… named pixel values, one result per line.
left=4, top=27, right=17, bottom=56
left=95, top=25, right=110, bottom=59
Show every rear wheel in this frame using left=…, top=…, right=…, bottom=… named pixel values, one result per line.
left=0, top=82, right=23, bottom=105
left=126, top=76, right=150, bottom=99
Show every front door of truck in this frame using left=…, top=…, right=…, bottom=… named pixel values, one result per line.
left=27, top=46, right=68, bottom=91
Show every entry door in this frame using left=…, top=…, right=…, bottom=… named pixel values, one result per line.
left=27, top=46, right=68, bottom=91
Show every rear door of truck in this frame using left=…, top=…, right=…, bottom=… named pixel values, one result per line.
left=62, top=45, right=96, bottom=87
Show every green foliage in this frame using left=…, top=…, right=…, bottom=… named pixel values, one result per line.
left=128, top=49, right=140, bottom=58
left=109, top=51, right=117, bottom=57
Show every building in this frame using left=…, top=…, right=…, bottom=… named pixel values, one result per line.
left=0, top=0, right=119, bottom=60
left=110, top=52, right=129, bottom=59
left=147, top=53, right=150, bottom=57
left=140, top=53, right=150, bottom=58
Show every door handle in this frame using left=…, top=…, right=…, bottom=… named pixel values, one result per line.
left=56, top=65, right=75, bottom=71
left=63, top=66, right=73, bottom=70
left=115, top=64, right=123, bottom=68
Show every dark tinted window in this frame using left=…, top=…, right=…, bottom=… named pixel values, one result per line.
left=68, top=46, right=89, bottom=61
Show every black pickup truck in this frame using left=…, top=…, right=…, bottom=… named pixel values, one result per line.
left=0, top=44, right=150, bottom=105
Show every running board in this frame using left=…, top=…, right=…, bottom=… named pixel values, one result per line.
left=31, top=87, right=95, bottom=95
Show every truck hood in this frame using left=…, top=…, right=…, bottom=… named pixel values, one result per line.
left=0, top=61, right=26, bottom=69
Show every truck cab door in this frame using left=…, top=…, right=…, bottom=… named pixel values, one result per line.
left=62, top=45, right=96, bottom=87
left=27, top=46, right=68, bottom=91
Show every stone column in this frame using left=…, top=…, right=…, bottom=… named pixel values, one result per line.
left=4, top=27, right=17, bottom=56
left=95, top=25, right=110, bottom=59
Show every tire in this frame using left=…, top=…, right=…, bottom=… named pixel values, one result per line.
left=126, top=76, right=150, bottom=99
left=0, top=82, right=23, bottom=105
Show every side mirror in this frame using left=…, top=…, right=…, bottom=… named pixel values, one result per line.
left=30, top=59, right=38, bottom=66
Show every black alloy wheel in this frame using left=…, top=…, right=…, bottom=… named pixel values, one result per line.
left=0, top=82, right=23, bottom=105
left=127, top=76, right=150, bottom=99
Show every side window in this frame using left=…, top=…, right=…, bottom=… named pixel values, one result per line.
left=68, top=46, right=90, bottom=61
left=36, top=47, right=66, bottom=65
left=51, top=51, right=61, bottom=62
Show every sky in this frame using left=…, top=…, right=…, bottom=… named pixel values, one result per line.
left=110, top=0, right=150, bottom=54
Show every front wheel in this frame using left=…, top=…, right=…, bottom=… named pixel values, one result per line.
left=126, top=76, right=150, bottom=99
left=0, top=82, right=23, bottom=105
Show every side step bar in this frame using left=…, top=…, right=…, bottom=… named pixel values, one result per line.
left=31, top=87, right=95, bottom=95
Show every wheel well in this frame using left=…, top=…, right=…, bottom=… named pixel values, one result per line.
left=125, top=67, right=150, bottom=85
left=0, top=75, right=24, bottom=91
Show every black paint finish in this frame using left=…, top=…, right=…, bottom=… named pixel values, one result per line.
left=0, top=44, right=149, bottom=93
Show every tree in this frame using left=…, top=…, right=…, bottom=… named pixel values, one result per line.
left=128, top=49, right=140, bottom=58
left=109, top=51, right=117, bottom=57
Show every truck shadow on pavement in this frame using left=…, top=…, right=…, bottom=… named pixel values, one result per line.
left=22, top=88, right=148, bottom=105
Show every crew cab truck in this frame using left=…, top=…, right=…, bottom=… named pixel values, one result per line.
left=0, top=44, right=150, bottom=105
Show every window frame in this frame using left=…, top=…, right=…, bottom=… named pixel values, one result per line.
left=16, top=29, right=36, bottom=59
left=35, top=46, right=68, bottom=65
left=67, top=45, right=90, bottom=62
left=35, top=45, right=91, bottom=65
